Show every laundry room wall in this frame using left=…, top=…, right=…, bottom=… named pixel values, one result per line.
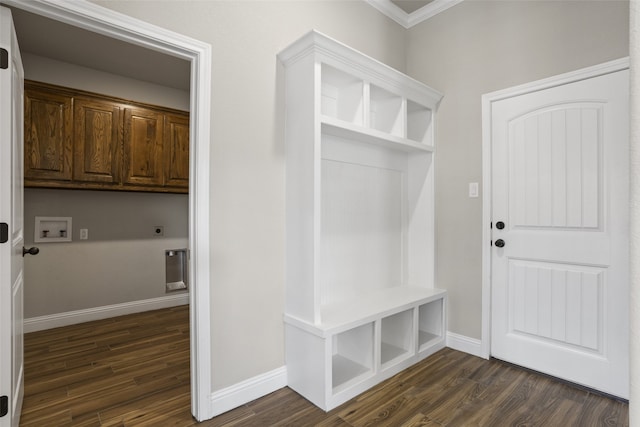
left=23, top=54, right=190, bottom=320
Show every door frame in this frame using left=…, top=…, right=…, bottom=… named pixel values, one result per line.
left=480, top=57, right=630, bottom=359
left=0, top=0, right=214, bottom=421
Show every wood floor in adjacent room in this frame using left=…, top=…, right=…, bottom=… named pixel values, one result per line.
left=22, top=305, right=629, bottom=426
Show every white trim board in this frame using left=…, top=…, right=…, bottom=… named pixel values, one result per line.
left=24, top=294, right=189, bottom=333
left=480, top=57, right=630, bottom=360
left=446, top=332, right=483, bottom=358
left=0, top=0, right=214, bottom=421
left=210, top=367, right=288, bottom=417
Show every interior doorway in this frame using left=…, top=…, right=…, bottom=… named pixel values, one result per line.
left=1, top=0, right=213, bottom=421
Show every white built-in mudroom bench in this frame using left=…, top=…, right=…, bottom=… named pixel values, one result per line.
left=280, top=31, right=447, bottom=411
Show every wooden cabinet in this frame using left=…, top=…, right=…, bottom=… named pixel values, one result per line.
left=164, top=113, right=190, bottom=189
left=280, top=31, right=446, bottom=411
left=123, top=107, right=164, bottom=188
left=73, top=97, right=121, bottom=185
left=24, top=81, right=189, bottom=193
left=24, top=88, right=73, bottom=182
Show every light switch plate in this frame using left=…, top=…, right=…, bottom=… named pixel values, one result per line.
left=469, top=182, right=479, bottom=198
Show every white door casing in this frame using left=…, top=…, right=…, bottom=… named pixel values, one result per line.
left=487, top=63, right=629, bottom=398
left=0, top=6, right=25, bottom=427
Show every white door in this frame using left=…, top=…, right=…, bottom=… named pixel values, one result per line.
left=0, top=7, right=26, bottom=427
left=490, top=68, right=629, bottom=398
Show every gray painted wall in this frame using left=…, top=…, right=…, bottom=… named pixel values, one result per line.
left=91, top=0, right=408, bottom=391
left=24, top=189, right=188, bottom=318
left=85, top=0, right=629, bottom=395
left=406, top=0, right=629, bottom=339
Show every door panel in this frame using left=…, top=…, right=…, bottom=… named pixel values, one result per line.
left=508, top=259, right=603, bottom=352
left=1, top=6, right=25, bottom=427
left=509, top=104, right=602, bottom=229
left=491, top=69, right=628, bottom=398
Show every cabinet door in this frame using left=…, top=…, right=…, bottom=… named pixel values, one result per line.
left=24, top=87, right=73, bottom=182
left=74, top=98, right=122, bottom=184
left=164, top=113, right=189, bottom=189
left=123, top=107, right=164, bottom=187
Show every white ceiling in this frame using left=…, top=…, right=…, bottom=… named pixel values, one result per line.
left=391, top=0, right=435, bottom=15
left=8, top=6, right=191, bottom=91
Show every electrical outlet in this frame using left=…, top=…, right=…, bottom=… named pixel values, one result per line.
left=80, top=228, right=89, bottom=240
left=154, top=226, right=164, bottom=236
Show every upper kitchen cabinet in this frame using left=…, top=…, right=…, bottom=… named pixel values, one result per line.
left=73, top=97, right=122, bottom=185
left=24, top=86, right=73, bottom=182
left=163, top=113, right=190, bottom=189
left=24, top=81, right=189, bottom=194
left=123, top=107, right=164, bottom=188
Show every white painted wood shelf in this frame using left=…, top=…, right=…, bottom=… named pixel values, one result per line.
left=280, top=30, right=446, bottom=412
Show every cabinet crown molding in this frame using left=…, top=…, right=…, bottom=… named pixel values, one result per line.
left=278, top=30, right=443, bottom=108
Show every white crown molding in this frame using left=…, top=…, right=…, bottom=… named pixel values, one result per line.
left=365, top=0, right=464, bottom=29
left=278, top=30, right=443, bottom=106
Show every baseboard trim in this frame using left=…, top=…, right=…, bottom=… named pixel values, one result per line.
left=210, top=366, right=288, bottom=417
left=446, top=331, right=485, bottom=358
left=24, top=293, right=189, bottom=333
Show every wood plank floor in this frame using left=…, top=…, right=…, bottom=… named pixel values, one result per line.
left=22, top=305, right=629, bottom=426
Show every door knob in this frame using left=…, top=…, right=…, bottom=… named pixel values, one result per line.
left=496, top=221, right=505, bottom=230
left=495, top=239, right=505, bottom=248
left=23, top=246, right=40, bottom=256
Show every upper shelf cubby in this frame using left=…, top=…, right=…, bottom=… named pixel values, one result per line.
left=407, top=100, right=433, bottom=145
left=280, top=30, right=442, bottom=153
left=321, top=64, right=364, bottom=126
left=370, top=84, right=403, bottom=137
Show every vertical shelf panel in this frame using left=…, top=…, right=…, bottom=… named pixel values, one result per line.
left=321, top=64, right=364, bottom=125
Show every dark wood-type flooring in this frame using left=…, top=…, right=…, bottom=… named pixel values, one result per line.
left=21, top=305, right=629, bottom=426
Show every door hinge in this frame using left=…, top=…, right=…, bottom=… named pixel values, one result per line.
left=0, top=223, right=8, bottom=243
left=0, top=395, right=8, bottom=417
left=0, top=48, right=8, bottom=69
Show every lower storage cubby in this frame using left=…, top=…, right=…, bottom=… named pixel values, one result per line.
left=418, top=299, right=444, bottom=351
left=380, top=309, right=414, bottom=367
left=332, top=323, right=374, bottom=392
left=284, top=288, right=446, bottom=411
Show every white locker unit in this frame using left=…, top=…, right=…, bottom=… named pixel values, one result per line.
left=280, top=30, right=446, bottom=411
